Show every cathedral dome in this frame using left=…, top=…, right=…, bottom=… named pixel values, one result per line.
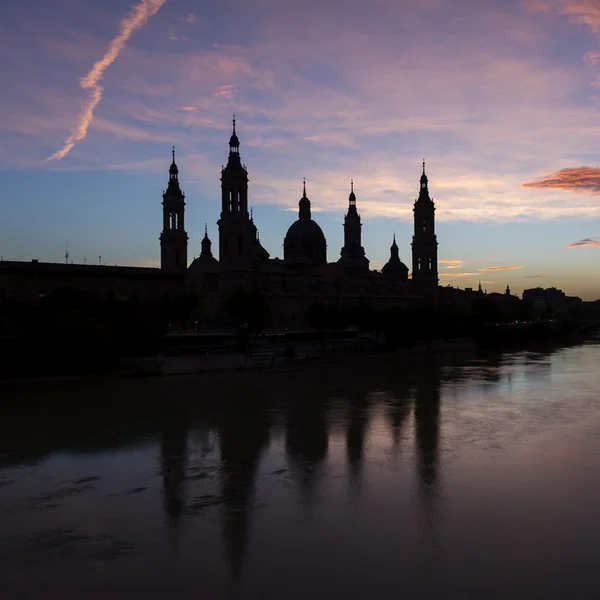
left=283, top=181, right=327, bottom=265
left=382, top=258, right=409, bottom=277
left=381, top=234, right=408, bottom=281
left=284, top=219, right=327, bottom=265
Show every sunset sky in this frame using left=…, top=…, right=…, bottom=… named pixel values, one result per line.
left=2, top=0, right=600, bottom=298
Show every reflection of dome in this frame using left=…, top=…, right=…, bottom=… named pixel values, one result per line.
left=284, top=182, right=327, bottom=265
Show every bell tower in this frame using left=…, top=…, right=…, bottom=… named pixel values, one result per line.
left=160, top=148, right=188, bottom=273
left=217, top=117, right=254, bottom=263
left=411, top=160, right=438, bottom=298
left=338, top=180, right=369, bottom=270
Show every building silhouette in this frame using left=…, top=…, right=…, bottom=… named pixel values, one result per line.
left=0, top=119, right=441, bottom=324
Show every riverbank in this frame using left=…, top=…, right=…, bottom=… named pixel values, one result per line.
left=0, top=338, right=477, bottom=386
left=2, top=329, right=589, bottom=386
left=120, top=337, right=479, bottom=378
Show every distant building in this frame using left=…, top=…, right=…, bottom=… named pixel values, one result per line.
left=523, top=287, right=582, bottom=315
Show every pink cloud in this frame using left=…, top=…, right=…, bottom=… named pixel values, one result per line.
left=585, top=50, right=600, bottom=65
left=47, top=0, right=168, bottom=161
left=90, top=116, right=179, bottom=143
left=169, top=29, right=190, bottom=42
left=478, top=266, right=523, bottom=271
left=523, top=166, right=600, bottom=194
left=565, top=237, right=600, bottom=247
left=439, top=259, right=463, bottom=268
left=214, top=84, right=237, bottom=98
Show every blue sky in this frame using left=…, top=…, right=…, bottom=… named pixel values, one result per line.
left=1, top=0, right=600, bottom=298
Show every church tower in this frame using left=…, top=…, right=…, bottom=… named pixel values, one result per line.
left=411, top=161, right=438, bottom=297
left=160, top=148, right=188, bottom=273
left=217, top=118, right=254, bottom=264
left=338, top=180, right=369, bottom=270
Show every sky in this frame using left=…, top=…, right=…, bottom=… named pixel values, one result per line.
left=1, top=0, right=600, bottom=299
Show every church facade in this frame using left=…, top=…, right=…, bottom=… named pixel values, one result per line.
left=181, top=120, right=439, bottom=328
left=0, top=120, right=440, bottom=327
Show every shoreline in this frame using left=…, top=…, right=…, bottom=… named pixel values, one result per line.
left=0, top=339, right=477, bottom=386
left=1, top=333, right=591, bottom=387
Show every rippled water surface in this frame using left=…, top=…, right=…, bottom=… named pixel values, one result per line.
left=2, top=343, right=600, bottom=599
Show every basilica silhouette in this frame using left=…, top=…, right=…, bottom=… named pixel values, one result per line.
left=176, top=119, right=439, bottom=327
left=0, top=119, right=440, bottom=324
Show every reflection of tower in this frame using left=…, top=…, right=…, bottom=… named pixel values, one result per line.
left=345, top=396, right=369, bottom=495
left=386, top=396, right=412, bottom=448
left=413, top=368, right=442, bottom=534
left=285, top=398, right=329, bottom=507
left=160, top=411, right=190, bottom=550
left=219, top=403, right=271, bottom=582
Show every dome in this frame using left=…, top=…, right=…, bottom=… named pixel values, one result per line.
left=284, top=219, right=327, bottom=265
left=381, top=234, right=408, bottom=279
left=382, top=257, right=409, bottom=281
left=382, top=259, right=408, bottom=274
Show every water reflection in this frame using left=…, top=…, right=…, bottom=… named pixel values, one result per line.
left=345, top=392, right=369, bottom=494
left=1, top=343, right=600, bottom=599
left=285, top=396, right=329, bottom=505
left=160, top=410, right=189, bottom=526
left=219, top=395, right=272, bottom=581
left=413, top=366, right=441, bottom=537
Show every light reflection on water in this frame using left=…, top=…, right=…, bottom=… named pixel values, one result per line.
left=1, top=342, right=600, bottom=599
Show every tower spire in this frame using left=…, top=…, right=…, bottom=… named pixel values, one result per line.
left=411, top=160, right=438, bottom=299
left=169, top=146, right=179, bottom=180
left=420, top=158, right=428, bottom=190
left=160, top=146, right=187, bottom=273
left=390, top=233, right=399, bottom=259
left=349, top=179, right=356, bottom=206
left=228, top=115, right=240, bottom=155
left=299, top=179, right=311, bottom=219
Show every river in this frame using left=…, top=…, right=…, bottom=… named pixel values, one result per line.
left=1, top=340, right=599, bottom=599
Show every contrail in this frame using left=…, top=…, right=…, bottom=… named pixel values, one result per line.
left=48, top=0, right=167, bottom=161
